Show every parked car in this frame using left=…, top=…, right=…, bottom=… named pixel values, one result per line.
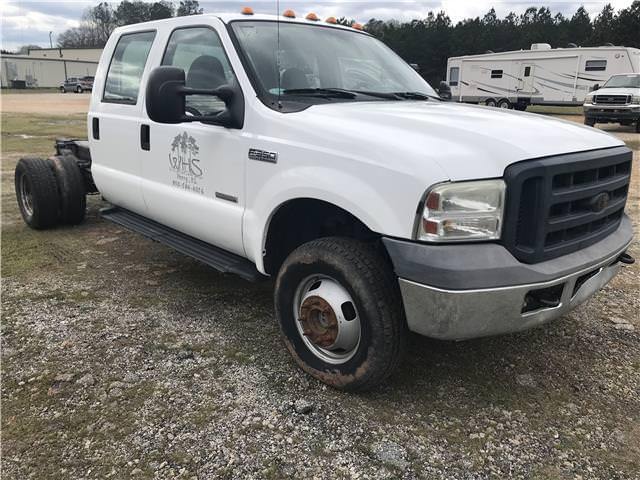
left=584, top=73, right=640, bottom=132
left=15, top=11, right=635, bottom=391
left=60, top=76, right=94, bottom=93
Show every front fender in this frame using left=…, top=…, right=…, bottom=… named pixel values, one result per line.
left=243, top=165, right=422, bottom=274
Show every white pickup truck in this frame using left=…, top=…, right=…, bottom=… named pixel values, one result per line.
left=15, top=11, right=635, bottom=390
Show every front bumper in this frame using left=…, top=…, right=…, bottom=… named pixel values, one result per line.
left=584, top=104, right=640, bottom=121
left=383, top=215, right=633, bottom=340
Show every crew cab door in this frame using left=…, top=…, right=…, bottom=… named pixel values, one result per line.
left=89, top=30, right=156, bottom=215
left=140, top=24, right=245, bottom=256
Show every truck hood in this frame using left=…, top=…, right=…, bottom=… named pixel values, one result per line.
left=592, top=87, right=640, bottom=96
left=291, top=101, right=624, bottom=181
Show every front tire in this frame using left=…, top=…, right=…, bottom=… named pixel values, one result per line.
left=584, top=117, right=596, bottom=127
left=60, top=86, right=66, bottom=93
left=275, top=237, right=407, bottom=391
left=15, top=158, right=60, bottom=229
left=76, top=86, right=83, bottom=93
left=485, top=98, right=497, bottom=108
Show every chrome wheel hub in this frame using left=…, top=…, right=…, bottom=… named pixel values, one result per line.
left=294, top=275, right=361, bottom=364
left=20, top=174, right=34, bottom=217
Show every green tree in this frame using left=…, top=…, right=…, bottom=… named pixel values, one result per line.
left=176, top=0, right=203, bottom=16
left=614, top=0, right=640, bottom=47
left=567, top=6, right=592, bottom=45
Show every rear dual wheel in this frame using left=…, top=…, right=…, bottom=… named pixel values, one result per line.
left=15, top=157, right=86, bottom=229
left=275, top=237, right=407, bottom=391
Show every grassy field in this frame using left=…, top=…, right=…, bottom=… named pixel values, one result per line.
left=1, top=103, right=639, bottom=479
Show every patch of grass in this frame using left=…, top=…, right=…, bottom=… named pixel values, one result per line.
left=1, top=112, right=86, bottom=155
left=528, top=105, right=583, bottom=115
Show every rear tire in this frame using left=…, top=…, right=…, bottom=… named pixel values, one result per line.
left=275, top=237, right=407, bottom=391
left=49, top=156, right=86, bottom=225
left=15, top=158, right=60, bottom=229
left=498, top=98, right=512, bottom=109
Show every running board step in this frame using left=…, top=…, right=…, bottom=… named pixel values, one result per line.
left=101, top=207, right=264, bottom=282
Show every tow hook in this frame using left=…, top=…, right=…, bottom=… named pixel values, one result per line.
left=618, top=252, right=635, bottom=265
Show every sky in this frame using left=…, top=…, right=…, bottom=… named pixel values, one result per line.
left=1, top=0, right=634, bottom=51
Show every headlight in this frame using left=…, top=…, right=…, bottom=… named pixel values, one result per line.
left=632, top=95, right=640, bottom=105
left=585, top=94, right=595, bottom=104
left=417, top=180, right=506, bottom=242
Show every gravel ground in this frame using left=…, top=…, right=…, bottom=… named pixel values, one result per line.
left=1, top=96, right=639, bottom=479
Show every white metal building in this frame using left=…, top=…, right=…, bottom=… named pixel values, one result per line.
left=0, top=47, right=101, bottom=88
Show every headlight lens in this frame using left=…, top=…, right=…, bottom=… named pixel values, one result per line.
left=632, top=95, right=640, bottom=105
left=418, top=180, right=506, bottom=242
left=585, top=94, right=595, bottom=104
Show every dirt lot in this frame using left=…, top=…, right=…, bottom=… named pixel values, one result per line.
left=2, top=93, right=639, bottom=479
left=2, top=92, right=90, bottom=114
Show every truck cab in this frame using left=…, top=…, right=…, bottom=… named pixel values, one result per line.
left=584, top=73, right=640, bottom=132
left=15, top=11, right=634, bottom=391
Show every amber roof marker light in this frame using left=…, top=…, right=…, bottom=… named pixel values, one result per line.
left=306, top=12, right=320, bottom=21
left=325, top=16, right=337, bottom=24
left=283, top=9, right=296, bottom=18
left=352, top=22, right=364, bottom=31
left=241, top=6, right=254, bottom=15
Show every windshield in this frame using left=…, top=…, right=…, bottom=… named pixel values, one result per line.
left=603, top=74, right=640, bottom=88
left=230, top=21, right=437, bottom=107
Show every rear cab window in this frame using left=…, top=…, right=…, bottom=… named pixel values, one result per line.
left=103, top=30, right=156, bottom=104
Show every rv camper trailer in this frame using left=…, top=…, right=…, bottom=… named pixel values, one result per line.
left=446, top=44, right=640, bottom=110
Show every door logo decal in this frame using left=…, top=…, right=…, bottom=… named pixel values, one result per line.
left=169, top=132, right=204, bottom=195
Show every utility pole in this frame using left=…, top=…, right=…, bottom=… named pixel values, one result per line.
left=49, top=31, right=53, bottom=48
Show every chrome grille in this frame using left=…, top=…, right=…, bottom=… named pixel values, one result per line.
left=593, top=95, right=630, bottom=105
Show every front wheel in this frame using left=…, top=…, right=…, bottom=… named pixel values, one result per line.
left=76, top=86, right=83, bottom=93
left=636, top=120, right=640, bottom=133
left=584, top=117, right=596, bottom=127
left=60, top=86, right=66, bottom=93
left=275, top=237, right=407, bottom=391
left=485, top=98, right=497, bottom=108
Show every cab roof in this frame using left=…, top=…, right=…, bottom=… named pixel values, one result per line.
left=114, top=12, right=369, bottom=35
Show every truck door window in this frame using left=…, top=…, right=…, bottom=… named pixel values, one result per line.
left=524, top=66, right=531, bottom=77
left=449, top=67, right=459, bottom=86
left=103, top=31, right=156, bottom=104
left=585, top=60, right=607, bottom=71
left=162, top=27, right=236, bottom=116
left=491, top=70, right=503, bottom=79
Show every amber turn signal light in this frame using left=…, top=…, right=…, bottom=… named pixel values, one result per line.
left=241, top=6, right=254, bottom=15
left=283, top=9, right=296, bottom=18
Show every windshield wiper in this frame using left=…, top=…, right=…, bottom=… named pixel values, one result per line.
left=282, top=88, right=357, bottom=99
left=393, top=91, right=440, bottom=101
left=282, top=88, right=403, bottom=100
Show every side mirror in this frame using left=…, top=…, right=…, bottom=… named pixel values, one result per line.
left=437, top=81, right=452, bottom=100
left=592, top=83, right=600, bottom=92
left=409, top=63, right=420, bottom=72
left=145, top=66, right=243, bottom=128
